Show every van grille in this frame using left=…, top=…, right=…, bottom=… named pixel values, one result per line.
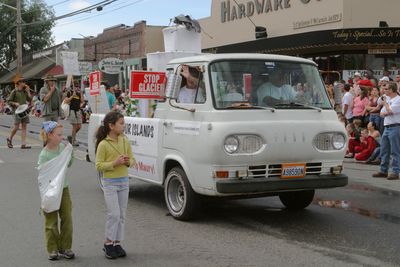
left=247, top=162, right=322, bottom=178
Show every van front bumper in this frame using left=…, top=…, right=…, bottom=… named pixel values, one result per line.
left=215, top=174, right=348, bottom=194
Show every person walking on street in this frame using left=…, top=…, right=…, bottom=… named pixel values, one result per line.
left=6, top=77, right=32, bottom=149
left=40, top=75, right=62, bottom=122
left=342, top=83, right=353, bottom=124
left=38, top=121, right=75, bottom=260
left=64, top=83, right=84, bottom=146
left=95, top=111, right=135, bottom=259
left=373, top=82, right=400, bottom=180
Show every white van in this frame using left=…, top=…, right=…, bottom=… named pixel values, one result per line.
left=88, top=53, right=348, bottom=220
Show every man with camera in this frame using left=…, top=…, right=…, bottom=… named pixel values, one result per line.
left=6, top=77, right=32, bottom=149
left=64, top=82, right=84, bottom=146
left=373, top=82, right=400, bottom=180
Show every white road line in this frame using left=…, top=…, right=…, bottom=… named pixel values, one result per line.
left=0, top=159, right=4, bottom=164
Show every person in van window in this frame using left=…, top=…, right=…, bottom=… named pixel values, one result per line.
left=256, top=67, right=297, bottom=106
left=64, top=83, right=84, bottom=146
left=178, top=65, right=205, bottom=103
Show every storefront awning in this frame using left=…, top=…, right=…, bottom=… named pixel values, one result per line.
left=206, top=27, right=400, bottom=56
left=0, top=57, right=55, bottom=84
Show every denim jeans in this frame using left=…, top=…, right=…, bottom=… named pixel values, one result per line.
left=379, top=126, right=400, bottom=174
left=102, top=178, right=129, bottom=241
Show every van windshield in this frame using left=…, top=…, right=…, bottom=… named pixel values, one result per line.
left=209, top=60, right=332, bottom=110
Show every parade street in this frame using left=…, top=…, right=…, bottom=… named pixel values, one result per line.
left=0, top=114, right=399, bottom=267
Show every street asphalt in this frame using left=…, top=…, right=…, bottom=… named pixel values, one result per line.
left=0, top=114, right=399, bottom=266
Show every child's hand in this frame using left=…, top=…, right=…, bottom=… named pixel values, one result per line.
left=123, top=155, right=130, bottom=167
left=113, top=155, right=127, bottom=167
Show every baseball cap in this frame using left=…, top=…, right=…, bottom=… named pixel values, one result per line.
left=354, top=72, right=361, bottom=77
left=379, top=76, right=390, bottom=82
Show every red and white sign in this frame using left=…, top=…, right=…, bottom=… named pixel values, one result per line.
left=89, top=71, right=101, bottom=96
left=243, top=73, right=252, bottom=100
left=130, top=71, right=166, bottom=99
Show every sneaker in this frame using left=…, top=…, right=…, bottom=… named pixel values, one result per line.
left=103, top=244, right=118, bottom=259
left=48, top=251, right=59, bottom=261
left=72, top=141, right=79, bottom=147
left=114, top=244, right=127, bottom=257
left=60, top=249, right=75, bottom=259
left=387, top=173, right=399, bottom=180
left=372, top=172, right=388, bottom=178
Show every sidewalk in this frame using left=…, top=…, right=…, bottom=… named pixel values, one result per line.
left=342, top=158, right=400, bottom=193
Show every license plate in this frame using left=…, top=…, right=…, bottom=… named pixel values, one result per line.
left=281, top=163, right=306, bottom=179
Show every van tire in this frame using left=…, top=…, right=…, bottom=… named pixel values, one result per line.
left=164, top=167, right=198, bottom=221
left=279, top=190, right=315, bottom=210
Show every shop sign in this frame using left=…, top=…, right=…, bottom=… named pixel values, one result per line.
left=98, top=57, right=123, bottom=74
left=32, top=50, right=52, bottom=60
left=343, top=70, right=400, bottom=83
left=79, top=62, right=93, bottom=75
left=332, top=29, right=400, bottom=42
left=293, top=13, right=342, bottom=29
left=220, top=0, right=322, bottom=23
left=368, top=48, right=397, bottom=55
left=130, top=71, right=166, bottom=99
left=89, top=71, right=101, bottom=96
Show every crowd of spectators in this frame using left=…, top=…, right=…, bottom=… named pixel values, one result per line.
left=332, top=70, right=400, bottom=180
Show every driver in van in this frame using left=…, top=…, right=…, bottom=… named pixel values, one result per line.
left=178, top=65, right=205, bottom=103
left=256, top=67, right=297, bottom=106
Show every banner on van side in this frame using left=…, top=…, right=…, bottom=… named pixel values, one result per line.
left=130, top=71, right=166, bottom=99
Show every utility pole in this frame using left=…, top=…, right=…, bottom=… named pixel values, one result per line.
left=16, top=0, right=22, bottom=76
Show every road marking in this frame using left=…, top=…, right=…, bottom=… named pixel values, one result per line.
left=0, top=159, right=3, bottom=164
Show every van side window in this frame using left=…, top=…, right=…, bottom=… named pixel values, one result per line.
left=177, top=65, right=206, bottom=104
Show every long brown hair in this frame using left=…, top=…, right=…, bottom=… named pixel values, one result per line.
left=95, top=111, right=124, bottom=152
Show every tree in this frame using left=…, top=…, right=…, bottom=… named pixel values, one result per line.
left=0, top=0, right=55, bottom=71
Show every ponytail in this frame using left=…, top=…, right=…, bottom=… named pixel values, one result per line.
left=95, top=125, right=108, bottom=152
left=95, top=111, right=124, bottom=152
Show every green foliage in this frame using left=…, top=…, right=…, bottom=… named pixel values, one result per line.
left=124, top=96, right=140, bottom=117
left=0, top=0, right=55, bottom=70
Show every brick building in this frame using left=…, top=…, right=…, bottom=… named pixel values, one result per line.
left=83, top=20, right=165, bottom=88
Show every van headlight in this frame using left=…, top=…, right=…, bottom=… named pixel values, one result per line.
left=224, top=135, right=264, bottom=154
left=332, top=133, right=345, bottom=150
left=224, top=136, right=239, bottom=154
left=313, top=132, right=346, bottom=151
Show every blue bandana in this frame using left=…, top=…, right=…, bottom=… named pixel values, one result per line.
left=42, top=121, right=58, bottom=134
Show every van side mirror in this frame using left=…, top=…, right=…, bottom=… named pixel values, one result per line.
left=165, top=73, right=182, bottom=99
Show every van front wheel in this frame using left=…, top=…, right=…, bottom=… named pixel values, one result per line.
left=279, top=190, right=315, bottom=210
left=164, top=167, right=198, bottom=221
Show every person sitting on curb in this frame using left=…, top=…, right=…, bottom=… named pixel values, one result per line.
left=354, top=128, right=377, bottom=161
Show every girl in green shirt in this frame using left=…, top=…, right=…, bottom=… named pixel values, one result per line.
left=95, top=111, right=134, bottom=259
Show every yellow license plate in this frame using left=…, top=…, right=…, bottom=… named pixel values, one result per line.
left=281, top=163, right=306, bottom=179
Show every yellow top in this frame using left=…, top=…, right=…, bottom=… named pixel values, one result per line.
left=95, top=134, right=135, bottom=178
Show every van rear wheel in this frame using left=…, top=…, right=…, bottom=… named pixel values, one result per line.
left=279, top=190, right=315, bottom=210
left=164, top=167, right=198, bottom=221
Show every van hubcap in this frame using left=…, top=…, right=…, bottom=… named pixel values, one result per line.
left=168, top=176, right=185, bottom=212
